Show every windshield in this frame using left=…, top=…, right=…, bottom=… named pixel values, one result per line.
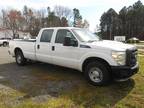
left=72, top=29, right=100, bottom=42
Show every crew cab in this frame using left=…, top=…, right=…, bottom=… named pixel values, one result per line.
left=0, top=38, right=11, bottom=47
left=8, top=27, right=139, bottom=86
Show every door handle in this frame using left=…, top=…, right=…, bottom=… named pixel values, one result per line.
left=52, top=46, right=55, bottom=51
left=37, top=45, right=40, bottom=49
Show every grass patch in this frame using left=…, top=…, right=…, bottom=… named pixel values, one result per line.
left=138, top=49, right=144, bottom=56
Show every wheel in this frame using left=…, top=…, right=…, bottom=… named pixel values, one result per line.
left=84, top=61, right=110, bottom=86
left=15, top=50, right=26, bottom=66
left=3, top=42, right=7, bottom=47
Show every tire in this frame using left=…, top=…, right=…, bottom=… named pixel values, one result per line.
left=3, top=42, right=7, bottom=47
left=15, top=50, right=26, bottom=66
left=84, top=61, right=110, bottom=86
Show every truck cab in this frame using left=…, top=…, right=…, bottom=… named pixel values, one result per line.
left=9, top=27, right=139, bottom=86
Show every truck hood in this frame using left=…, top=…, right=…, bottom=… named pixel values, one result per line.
left=85, top=40, right=136, bottom=51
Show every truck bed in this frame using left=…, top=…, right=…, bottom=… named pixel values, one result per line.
left=14, top=39, right=36, bottom=42
left=9, top=39, right=36, bottom=60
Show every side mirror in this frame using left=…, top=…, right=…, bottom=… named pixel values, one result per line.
left=63, top=37, right=78, bottom=47
left=63, top=36, right=71, bottom=46
left=71, top=39, right=78, bottom=47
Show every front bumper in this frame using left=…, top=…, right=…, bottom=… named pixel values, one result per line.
left=111, top=63, right=139, bottom=80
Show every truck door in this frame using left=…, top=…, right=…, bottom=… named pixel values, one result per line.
left=36, top=29, right=54, bottom=63
left=51, top=29, right=80, bottom=69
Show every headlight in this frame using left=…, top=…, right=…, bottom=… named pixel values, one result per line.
left=112, top=51, right=126, bottom=65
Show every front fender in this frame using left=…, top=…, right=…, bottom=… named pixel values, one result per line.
left=79, top=52, right=117, bottom=71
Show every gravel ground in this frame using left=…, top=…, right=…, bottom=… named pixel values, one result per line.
left=0, top=47, right=82, bottom=106
left=0, top=47, right=14, bottom=64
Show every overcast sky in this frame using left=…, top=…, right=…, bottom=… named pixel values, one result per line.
left=0, top=0, right=143, bottom=31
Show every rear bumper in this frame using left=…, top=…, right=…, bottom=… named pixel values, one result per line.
left=111, top=63, right=139, bottom=80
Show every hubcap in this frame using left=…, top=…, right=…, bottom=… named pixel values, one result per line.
left=17, top=55, right=22, bottom=64
left=89, top=67, right=103, bottom=83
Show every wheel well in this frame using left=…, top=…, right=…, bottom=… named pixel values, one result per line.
left=14, top=48, right=23, bottom=55
left=3, top=41, right=8, bottom=44
left=82, top=57, right=111, bottom=72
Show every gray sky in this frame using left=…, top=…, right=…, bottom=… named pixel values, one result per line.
left=0, top=0, right=142, bottom=31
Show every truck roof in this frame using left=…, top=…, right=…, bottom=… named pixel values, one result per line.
left=41, top=27, right=81, bottom=30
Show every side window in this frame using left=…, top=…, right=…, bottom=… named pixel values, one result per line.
left=40, top=29, right=54, bottom=42
left=55, top=29, right=75, bottom=44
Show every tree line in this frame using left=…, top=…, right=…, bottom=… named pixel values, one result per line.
left=0, top=6, right=89, bottom=38
left=100, top=0, right=144, bottom=40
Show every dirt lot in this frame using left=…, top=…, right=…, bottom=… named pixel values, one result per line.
left=0, top=47, right=144, bottom=108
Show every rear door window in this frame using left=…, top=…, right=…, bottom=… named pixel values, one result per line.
left=40, top=29, right=54, bottom=42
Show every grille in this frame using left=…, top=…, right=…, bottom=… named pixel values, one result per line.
left=126, top=49, right=137, bottom=67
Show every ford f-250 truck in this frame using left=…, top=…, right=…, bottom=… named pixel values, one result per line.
left=8, top=27, right=139, bottom=86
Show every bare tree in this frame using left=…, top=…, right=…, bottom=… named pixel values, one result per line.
left=5, top=10, right=23, bottom=38
left=61, top=17, right=68, bottom=27
left=34, top=9, right=46, bottom=27
left=82, top=19, right=89, bottom=28
left=1, top=9, right=8, bottom=27
left=54, top=5, right=72, bottom=19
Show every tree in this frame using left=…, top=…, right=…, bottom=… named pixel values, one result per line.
left=23, top=5, right=28, bottom=24
left=100, top=8, right=120, bottom=39
left=6, top=10, right=23, bottom=38
left=119, top=7, right=127, bottom=35
left=132, top=0, right=144, bottom=39
left=100, top=0, right=144, bottom=40
left=82, top=19, right=89, bottom=28
left=29, top=18, right=41, bottom=36
left=0, top=6, right=86, bottom=38
left=61, top=17, right=68, bottom=27
left=73, top=8, right=82, bottom=27
left=54, top=5, right=72, bottom=19
left=53, top=5, right=71, bottom=27
left=46, top=7, right=68, bottom=27
left=1, top=9, right=7, bottom=27
left=47, top=12, right=61, bottom=27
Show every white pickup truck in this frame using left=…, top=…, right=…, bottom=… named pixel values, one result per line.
left=8, top=27, right=139, bottom=86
